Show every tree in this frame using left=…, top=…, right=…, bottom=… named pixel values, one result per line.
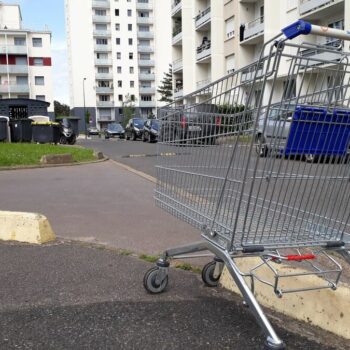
left=54, top=100, right=70, bottom=117
left=157, top=64, right=173, bottom=103
left=122, top=94, right=137, bottom=127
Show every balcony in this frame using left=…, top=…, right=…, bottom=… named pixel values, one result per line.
left=138, top=45, right=154, bottom=53
left=97, top=101, right=114, bottom=107
left=196, top=79, right=211, bottom=89
left=241, top=62, right=264, bottom=82
left=93, top=29, right=111, bottom=37
left=137, top=16, right=153, bottom=24
left=241, top=16, right=264, bottom=44
left=92, top=0, right=110, bottom=8
left=137, top=31, right=154, bottom=39
left=139, top=73, right=155, bottom=80
left=0, top=65, right=28, bottom=74
left=94, top=58, right=112, bottom=66
left=174, top=87, right=183, bottom=99
left=0, top=84, right=30, bottom=94
left=195, top=7, right=211, bottom=31
left=139, top=87, right=155, bottom=94
left=299, top=0, right=344, bottom=18
left=94, top=44, right=112, bottom=52
left=98, top=115, right=113, bottom=122
left=0, top=45, right=27, bottom=55
left=95, top=72, right=113, bottom=79
left=136, top=1, right=153, bottom=10
left=173, top=58, right=183, bottom=73
left=196, top=41, right=211, bottom=62
left=139, top=100, right=156, bottom=107
left=92, top=15, right=111, bottom=23
left=171, top=0, right=182, bottom=17
left=138, top=59, right=155, bottom=67
left=96, top=86, right=114, bottom=93
left=172, top=27, right=182, bottom=46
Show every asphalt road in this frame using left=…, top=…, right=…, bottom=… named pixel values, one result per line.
left=0, top=241, right=345, bottom=350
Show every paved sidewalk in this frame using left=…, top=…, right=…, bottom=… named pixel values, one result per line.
left=0, top=241, right=346, bottom=350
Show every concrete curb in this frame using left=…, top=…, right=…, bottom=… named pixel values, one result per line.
left=220, top=259, right=350, bottom=339
left=0, top=156, right=109, bottom=172
left=0, top=211, right=56, bottom=244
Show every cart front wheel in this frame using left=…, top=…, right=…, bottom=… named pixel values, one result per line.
left=143, top=267, right=168, bottom=294
left=255, top=135, right=268, bottom=157
left=202, top=261, right=221, bottom=287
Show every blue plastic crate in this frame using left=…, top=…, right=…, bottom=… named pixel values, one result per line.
left=285, top=106, right=350, bottom=157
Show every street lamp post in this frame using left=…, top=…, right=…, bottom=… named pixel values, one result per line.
left=83, top=77, right=87, bottom=139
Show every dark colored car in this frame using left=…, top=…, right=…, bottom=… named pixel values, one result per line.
left=143, top=119, right=159, bottom=143
left=104, top=123, right=125, bottom=139
left=88, top=127, right=99, bottom=136
left=125, top=118, right=145, bottom=140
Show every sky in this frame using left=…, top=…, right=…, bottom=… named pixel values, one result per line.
left=17, top=0, right=69, bottom=104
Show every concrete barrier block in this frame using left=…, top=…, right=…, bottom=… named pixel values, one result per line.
left=0, top=211, right=56, bottom=244
left=41, top=153, right=73, bottom=164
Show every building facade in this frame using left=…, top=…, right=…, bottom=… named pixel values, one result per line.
left=172, top=0, right=350, bottom=103
left=0, top=2, right=54, bottom=116
left=65, top=0, right=172, bottom=130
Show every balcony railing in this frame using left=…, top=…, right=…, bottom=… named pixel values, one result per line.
left=95, top=72, right=113, bottom=80
left=0, top=45, right=27, bottom=55
left=0, top=65, right=28, bottom=74
left=196, top=41, right=211, bottom=61
left=93, top=29, right=111, bottom=37
left=195, top=7, right=211, bottom=29
left=0, top=84, right=30, bottom=93
left=139, top=59, right=155, bottom=67
left=137, top=31, right=154, bottom=39
left=92, top=15, right=111, bottom=23
left=299, top=0, right=338, bottom=15
left=136, top=1, right=152, bottom=10
left=137, top=16, right=153, bottom=24
left=139, top=87, right=155, bottom=94
left=138, top=45, right=154, bottom=53
left=139, top=73, right=155, bottom=80
left=92, top=0, right=110, bottom=8
left=196, top=79, right=211, bottom=89
left=97, top=101, right=114, bottom=107
left=243, top=16, right=264, bottom=41
left=172, top=28, right=183, bottom=45
left=98, top=115, right=113, bottom=122
left=173, top=58, right=183, bottom=72
left=174, top=87, right=183, bottom=99
left=139, top=100, right=156, bottom=107
left=94, top=44, right=112, bottom=52
left=171, top=0, right=182, bottom=16
left=96, top=86, right=114, bottom=93
left=94, top=58, right=112, bottom=66
left=241, top=62, right=264, bottom=82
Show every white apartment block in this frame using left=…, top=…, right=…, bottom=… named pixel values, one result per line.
left=173, top=0, right=350, bottom=104
left=0, top=2, right=54, bottom=115
left=65, top=0, right=172, bottom=129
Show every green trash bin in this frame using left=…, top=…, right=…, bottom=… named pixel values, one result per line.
left=9, top=119, right=32, bottom=142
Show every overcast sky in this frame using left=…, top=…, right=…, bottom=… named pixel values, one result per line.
left=17, top=0, right=69, bottom=104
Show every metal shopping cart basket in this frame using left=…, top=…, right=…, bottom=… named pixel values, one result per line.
left=143, top=20, right=350, bottom=349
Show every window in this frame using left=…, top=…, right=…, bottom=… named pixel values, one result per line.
left=118, top=80, right=122, bottom=87
left=129, top=52, right=133, bottom=59
left=130, top=81, right=134, bottom=88
left=129, top=67, right=134, bottom=74
left=115, top=23, right=120, bottom=31
left=226, top=54, right=235, bottom=74
left=98, top=81, right=110, bottom=87
left=16, top=76, right=28, bottom=85
left=141, top=95, right=152, bottom=101
left=116, top=52, right=121, bottom=59
left=118, top=95, right=123, bottom=101
left=127, top=9, right=132, bottom=16
left=131, top=95, right=135, bottom=101
left=95, top=9, right=106, bottom=16
left=128, top=24, right=132, bottom=31
left=14, top=37, right=26, bottom=46
left=33, top=58, right=44, bottom=66
left=36, top=95, right=46, bottom=101
left=117, top=66, right=122, bottom=73
left=115, top=9, right=119, bottom=16
left=15, top=57, right=27, bottom=65
left=139, top=25, right=150, bottom=32
left=225, top=17, right=234, bottom=39
left=116, top=38, right=120, bottom=45
left=140, top=53, right=150, bottom=60
left=32, top=38, right=42, bottom=47
left=128, top=38, right=133, bottom=45
left=96, top=24, right=107, bottom=30
left=96, top=53, right=108, bottom=59
left=98, top=67, right=109, bottom=73
left=35, top=76, right=45, bottom=85
left=99, top=95, right=110, bottom=102
left=96, top=38, right=108, bottom=45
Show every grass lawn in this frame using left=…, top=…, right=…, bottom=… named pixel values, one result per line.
left=0, top=143, right=96, bottom=167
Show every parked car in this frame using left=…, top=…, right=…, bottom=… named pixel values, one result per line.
left=104, top=123, right=125, bottom=139
left=143, top=119, right=159, bottom=143
left=125, top=118, right=145, bottom=140
left=88, top=127, right=99, bottom=136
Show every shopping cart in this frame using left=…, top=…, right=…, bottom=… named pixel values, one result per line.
left=143, top=20, right=350, bottom=349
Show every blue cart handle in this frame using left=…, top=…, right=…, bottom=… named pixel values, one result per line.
left=282, top=20, right=350, bottom=41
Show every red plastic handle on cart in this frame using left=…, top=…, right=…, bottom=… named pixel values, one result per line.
left=271, top=254, right=316, bottom=261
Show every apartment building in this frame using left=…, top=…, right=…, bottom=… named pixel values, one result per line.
left=172, top=0, right=350, bottom=104
left=0, top=2, right=54, bottom=115
left=65, top=0, right=172, bottom=129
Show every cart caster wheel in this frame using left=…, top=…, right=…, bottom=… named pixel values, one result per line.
left=202, top=261, right=221, bottom=287
left=264, top=339, right=285, bottom=350
left=143, top=267, right=168, bottom=294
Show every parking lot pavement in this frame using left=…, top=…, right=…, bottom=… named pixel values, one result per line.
left=0, top=241, right=345, bottom=350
